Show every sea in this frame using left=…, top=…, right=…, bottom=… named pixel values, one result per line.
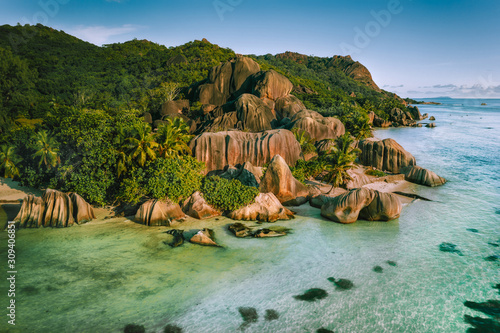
left=0, top=98, right=499, bottom=333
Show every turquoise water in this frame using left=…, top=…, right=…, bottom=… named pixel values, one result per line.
left=1, top=98, right=499, bottom=332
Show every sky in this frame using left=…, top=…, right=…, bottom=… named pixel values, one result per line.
left=1, top=0, right=499, bottom=98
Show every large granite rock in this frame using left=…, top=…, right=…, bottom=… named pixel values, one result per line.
left=346, top=167, right=373, bottom=189
left=235, top=94, right=277, bottom=132
left=358, top=138, right=416, bottom=173
left=189, top=228, right=220, bottom=247
left=259, top=155, right=310, bottom=206
left=192, top=56, right=261, bottom=105
left=321, top=188, right=402, bottom=223
left=227, top=193, right=295, bottom=222
left=182, top=192, right=221, bottom=219
left=275, top=94, right=305, bottom=119
left=161, top=99, right=190, bottom=116
left=287, top=110, right=345, bottom=142
left=309, top=188, right=348, bottom=209
left=135, top=199, right=185, bottom=226
left=189, top=129, right=301, bottom=172
left=402, top=166, right=446, bottom=187
left=407, top=106, right=423, bottom=121
left=14, top=189, right=95, bottom=228
left=251, top=70, right=293, bottom=100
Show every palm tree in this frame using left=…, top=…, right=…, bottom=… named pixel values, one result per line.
left=125, top=122, right=158, bottom=167
left=0, top=145, right=22, bottom=178
left=155, top=118, right=193, bottom=158
left=292, top=128, right=316, bottom=154
left=34, top=130, right=60, bottom=169
left=322, top=133, right=360, bottom=193
left=114, top=126, right=131, bottom=177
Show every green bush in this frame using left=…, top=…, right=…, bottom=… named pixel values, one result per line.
left=145, top=156, right=205, bottom=202
left=365, top=169, right=386, bottom=177
left=291, top=159, right=328, bottom=183
left=116, top=168, right=147, bottom=205
left=201, top=176, right=259, bottom=212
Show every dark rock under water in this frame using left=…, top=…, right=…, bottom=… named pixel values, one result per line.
left=439, top=242, right=463, bottom=256
left=163, top=324, right=183, bottom=333
left=238, top=307, right=258, bottom=329
left=328, top=277, right=354, bottom=291
left=294, top=288, right=328, bottom=302
left=466, top=228, right=479, bottom=233
left=264, top=309, right=279, bottom=321
left=386, top=260, right=398, bottom=267
left=373, top=266, right=384, bottom=273
left=124, top=323, right=145, bottom=333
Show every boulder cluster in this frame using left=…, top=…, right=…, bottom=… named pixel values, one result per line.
left=14, top=189, right=95, bottom=228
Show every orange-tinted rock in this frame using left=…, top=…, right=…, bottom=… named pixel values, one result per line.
left=275, top=94, right=306, bottom=119
left=42, top=189, right=75, bottom=228
left=14, top=195, right=44, bottom=228
left=288, top=110, right=345, bottom=142
left=190, top=129, right=301, bottom=172
left=189, top=228, right=220, bottom=247
left=259, top=155, right=310, bottom=206
left=328, top=55, right=381, bottom=92
left=69, top=192, right=95, bottom=223
left=251, top=70, right=294, bottom=100
left=182, top=192, right=220, bottom=219
left=227, top=193, right=295, bottom=222
left=358, top=138, right=416, bottom=173
left=402, top=166, right=446, bottom=187
left=321, top=188, right=401, bottom=223
left=135, top=199, right=185, bottom=226
left=235, top=94, right=277, bottom=132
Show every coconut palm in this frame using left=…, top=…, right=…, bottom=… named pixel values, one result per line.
left=114, top=126, right=131, bottom=178
left=125, top=122, right=158, bottom=167
left=322, top=133, right=360, bottom=193
left=34, top=130, right=60, bottom=169
left=292, top=128, right=316, bottom=154
left=155, top=118, right=193, bottom=158
left=0, top=145, right=22, bottom=178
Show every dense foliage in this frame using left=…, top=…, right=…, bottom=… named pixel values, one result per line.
left=0, top=23, right=410, bottom=205
left=201, top=176, right=259, bottom=212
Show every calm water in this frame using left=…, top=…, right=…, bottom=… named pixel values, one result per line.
left=1, top=98, right=499, bottom=333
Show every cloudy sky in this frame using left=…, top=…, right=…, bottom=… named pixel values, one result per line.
left=2, top=0, right=499, bottom=98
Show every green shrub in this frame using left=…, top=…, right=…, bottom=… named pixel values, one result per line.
left=145, top=156, right=205, bottom=202
left=365, top=169, right=386, bottom=177
left=291, top=159, right=328, bottom=183
left=201, top=176, right=259, bottom=212
left=116, top=168, right=147, bottom=205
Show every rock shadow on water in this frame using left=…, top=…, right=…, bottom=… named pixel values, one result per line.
left=327, top=277, right=354, bottom=291
left=488, top=242, right=499, bottom=248
left=493, top=284, right=500, bottom=295
left=464, top=314, right=500, bottom=333
left=439, top=242, right=463, bottom=256
left=21, top=285, right=40, bottom=296
left=293, top=288, right=328, bottom=302
left=264, top=309, right=279, bottom=321
left=484, top=255, right=499, bottom=262
left=165, top=229, right=185, bottom=248
left=464, top=300, right=500, bottom=317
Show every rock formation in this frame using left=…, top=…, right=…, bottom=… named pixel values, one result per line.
left=234, top=94, right=277, bottom=132
left=182, top=192, right=221, bottom=219
left=189, top=228, right=220, bottom=247
left=14, top=189, right=95, bottom=228
left=358, top=138, right=416, bottom=173
left=227, top=192, right=295, bottom=222
left=251, top=70, right=293, bottom=100
left=189, top=129, right=301, bottom=172
left=275, top=94, right=305, bottom=119
left=286, top=110, right=345, bottom=142
left=321, top=188, right=402, bottom=223
left=346, top=167, right=372, bottom=189
left=166, top=229, right=185, bottom=248
left=228, top=223, right=254, bottom=238
left=402, top=166, right=446, bottom=187
left=135, top=199, right=185, bottom=226
left=259, top=155, right=310, bottom=206
left=309, top=188, right=348, bottom=209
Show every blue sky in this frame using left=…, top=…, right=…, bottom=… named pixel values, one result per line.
left=1, top=0, right=499, bottom=98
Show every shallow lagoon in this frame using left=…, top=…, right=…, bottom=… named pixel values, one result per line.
left=1, top=98, right=499, bottom=332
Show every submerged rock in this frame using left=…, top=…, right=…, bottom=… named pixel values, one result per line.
left=386, top=260, right=398, bottom=267
left=228, top=223, right=254, bottom=238
left=163, top=324, right=183, bottom=333
left=464, top=315, right=500, bottom=333
left=327, top=277, right=354, bottom=291
left=189, top=228, right=220, bottom=247
left=464, top=300, right=500, bottom=317
left=165, top=229, right=185, bottom=248
left=439, top=242, right=463, bottom=256
left=264, top=309, right=279, bottom=321
left=466, top=228, right=479, bottom=233
left=373, top=266, right=384, bottom=273
left=253, top=227, right=288, bottom=238
left=316, top=328, right=335, bottom=333
left=123, top=324, right=145, bottom=333
left=238, top=307, right=258, bottom=330
left=484, top=255, right=499, bottom=262
left=293, top=288, right=328, bottom=302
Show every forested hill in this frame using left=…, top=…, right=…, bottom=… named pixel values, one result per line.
left=0, top=23, right=406, bottom=125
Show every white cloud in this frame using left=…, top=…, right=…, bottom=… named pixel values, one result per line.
left=69, top=24, right=142, bottom=45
